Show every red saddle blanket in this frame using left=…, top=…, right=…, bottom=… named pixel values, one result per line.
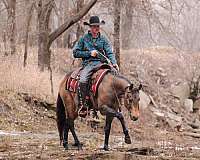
left=66, top=68, right=110, bottom=96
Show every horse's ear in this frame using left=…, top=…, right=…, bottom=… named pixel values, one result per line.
left=139, top=84, right=142, bottom=90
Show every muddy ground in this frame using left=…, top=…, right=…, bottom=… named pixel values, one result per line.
left=0, top=91, right=200, bottom=160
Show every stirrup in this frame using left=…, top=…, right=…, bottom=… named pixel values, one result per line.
left=78, top=104, right=89, bottom=118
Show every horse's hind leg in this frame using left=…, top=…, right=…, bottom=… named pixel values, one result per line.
left=68, top=119, right=82, bottom=150
left=103, top=115, right=114, bottom=151
left=63, top=120, right=70, bottom=150
left=116, top=114, right=131, bottom=144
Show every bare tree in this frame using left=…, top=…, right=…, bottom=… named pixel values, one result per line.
left=24, top=1, right=35, bottom=67
left=37, top=0, right=97, bottom=71
left=37, top=0, right=54, bottom=71
left=121, top=1, right=139, bottom=50
left=113, top=0, right=121, bottom=66
left=2, top=29, right=7, bottom=55
left=67, top=0, right=85, bottom=49
left=75, top=0, right=85, bottom=45
left=3, top=0, right=16, bottom=55
left=52, top=0, right=68, bottom=48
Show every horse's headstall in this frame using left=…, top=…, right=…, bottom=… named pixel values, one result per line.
left=126, top=83, right=142, bottom=92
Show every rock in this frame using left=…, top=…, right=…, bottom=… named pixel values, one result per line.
left=166, top=119, right=181, bottom=129
left=0, top=100, right=11, bottom=113
left=152, top=108, right=182, bottom=129
left=188, top=121, right=200, bottom=129
left=171, top=82, right=190, bottom=104
left=166, top=112, right=182, bottom=122
left=155, top=67, right=167, bottom=77
left=151, top=107, right=182, bottom=122
left=194, top=99, right=200, bottom=116
left=183, top=99, right=193, bottom=113
left=194, top=98, right=200, bottom=111
left=150, top=107, right=164, bottom=117
left=139, top=90, right=151, bottom=110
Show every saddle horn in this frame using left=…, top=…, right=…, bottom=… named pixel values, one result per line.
left=129, top=84, right=133, bottom=90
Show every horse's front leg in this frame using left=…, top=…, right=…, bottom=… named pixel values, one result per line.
left=116, top=113, right=131, bottom=144
left=100, top=105, right=131, bottom=147
left=67, top=119, right=82, bottom=150
left=104, top=114, right=114, bottom=151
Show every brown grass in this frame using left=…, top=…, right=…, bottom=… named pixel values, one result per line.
left=0, top=136, right=12, bottom=152
left=0, top=46, right=69, bottom=100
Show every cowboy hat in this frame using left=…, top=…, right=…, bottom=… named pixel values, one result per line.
left=83, top=16, right=105, bottom=26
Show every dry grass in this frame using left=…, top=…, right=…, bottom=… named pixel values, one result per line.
left=1, top=45, right=199, bottom=101
left=0, top=136, right=12, bottom=152
left=0, top=46, right=69, bottom=100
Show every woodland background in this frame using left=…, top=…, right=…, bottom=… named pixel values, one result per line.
left=1, top=0, right=200, bottom=159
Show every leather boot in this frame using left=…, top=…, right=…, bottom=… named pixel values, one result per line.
left=79, top=82, right=90, bottom=109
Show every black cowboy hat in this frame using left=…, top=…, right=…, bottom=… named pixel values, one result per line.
left=83, top=16, right=105, bottom=26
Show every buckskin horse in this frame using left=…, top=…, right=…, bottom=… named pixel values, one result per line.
left=56, top=65, right=141, bottom=151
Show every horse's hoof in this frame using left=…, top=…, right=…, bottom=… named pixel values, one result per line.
left=125, top=135, right=131, bottom=144
left=72, top=142, right=83, bottom=147
left=103, top=145, right=109, bottom=151
left=73, top=142, right=83, bottom=150
left=78, top=144, right=83, bottom=150
left=64, top=146, right=69, bottom=150
left=63, top=143, right=68, bottom=150
left=78, top=146, right=82, bottom=150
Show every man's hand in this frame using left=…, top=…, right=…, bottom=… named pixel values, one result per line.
left=90, top=50, right=98, bottom=57
left=113, top=64, right=119, bottom=71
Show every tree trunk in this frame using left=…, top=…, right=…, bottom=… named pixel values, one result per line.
left=24, top=2, right=35, bottom=67
left=37, top=0, right=53, bottom=71
left=7, top=0, right=16, bottom=55
left=3, top=30, right=8, bottom=56
left=55, top=1, right=64, bottom=48
left=67, top=0, right=85, bottom=49
left=121, top=1, right=133, bottom=50
left=76, top=0, right=84, bottom=41
left=113, top=0, right=121, bottom=66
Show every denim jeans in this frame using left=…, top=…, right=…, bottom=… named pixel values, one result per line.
left=79, top=62, right=101, bottom=83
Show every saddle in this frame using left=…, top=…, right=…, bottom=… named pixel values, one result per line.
left=66, top=64, right=111, bottom=117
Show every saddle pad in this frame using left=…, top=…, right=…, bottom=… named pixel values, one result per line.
left=66, top=68, right=110, bottom=96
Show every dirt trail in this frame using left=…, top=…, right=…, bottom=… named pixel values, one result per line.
left=1, top=60, right=200, bottom=160
left=1, top=128, right=200, bottom=160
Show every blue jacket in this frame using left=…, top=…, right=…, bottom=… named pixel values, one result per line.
left=73, top=31, right=117, bottom=66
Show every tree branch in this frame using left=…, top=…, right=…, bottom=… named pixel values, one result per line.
left=48, top=0, right=97, bottom=47
left=52, top=0, right=60, bottom=18
left=2, top=0, right=8, bottom=12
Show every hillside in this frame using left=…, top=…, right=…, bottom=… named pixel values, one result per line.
left=1, top=47, right=200, bottom=159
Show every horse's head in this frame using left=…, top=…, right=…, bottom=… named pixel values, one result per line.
left=123, top=84, right=142, bottom=121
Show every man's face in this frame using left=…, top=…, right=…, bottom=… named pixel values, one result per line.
left=90, top=25, right=100, bottom=37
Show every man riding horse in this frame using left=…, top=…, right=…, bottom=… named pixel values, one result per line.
left=57, top=16, right=141, bottom=150
left=73, top=15, right=119, bottom=110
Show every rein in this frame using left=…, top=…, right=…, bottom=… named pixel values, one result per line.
left=112, top=74, right=131, bottom=112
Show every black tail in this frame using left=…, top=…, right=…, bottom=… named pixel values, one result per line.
left=56, top=93, right=66, bottom=144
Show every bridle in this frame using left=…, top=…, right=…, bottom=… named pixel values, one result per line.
left=112, top=75, right=138, bottom=113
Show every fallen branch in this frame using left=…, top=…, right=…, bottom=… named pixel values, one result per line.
left=149, top=95, right=159, bottom=108
left=188, top=128, right=200, bottom=134
left=182, top=132, right=200, bottom=138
